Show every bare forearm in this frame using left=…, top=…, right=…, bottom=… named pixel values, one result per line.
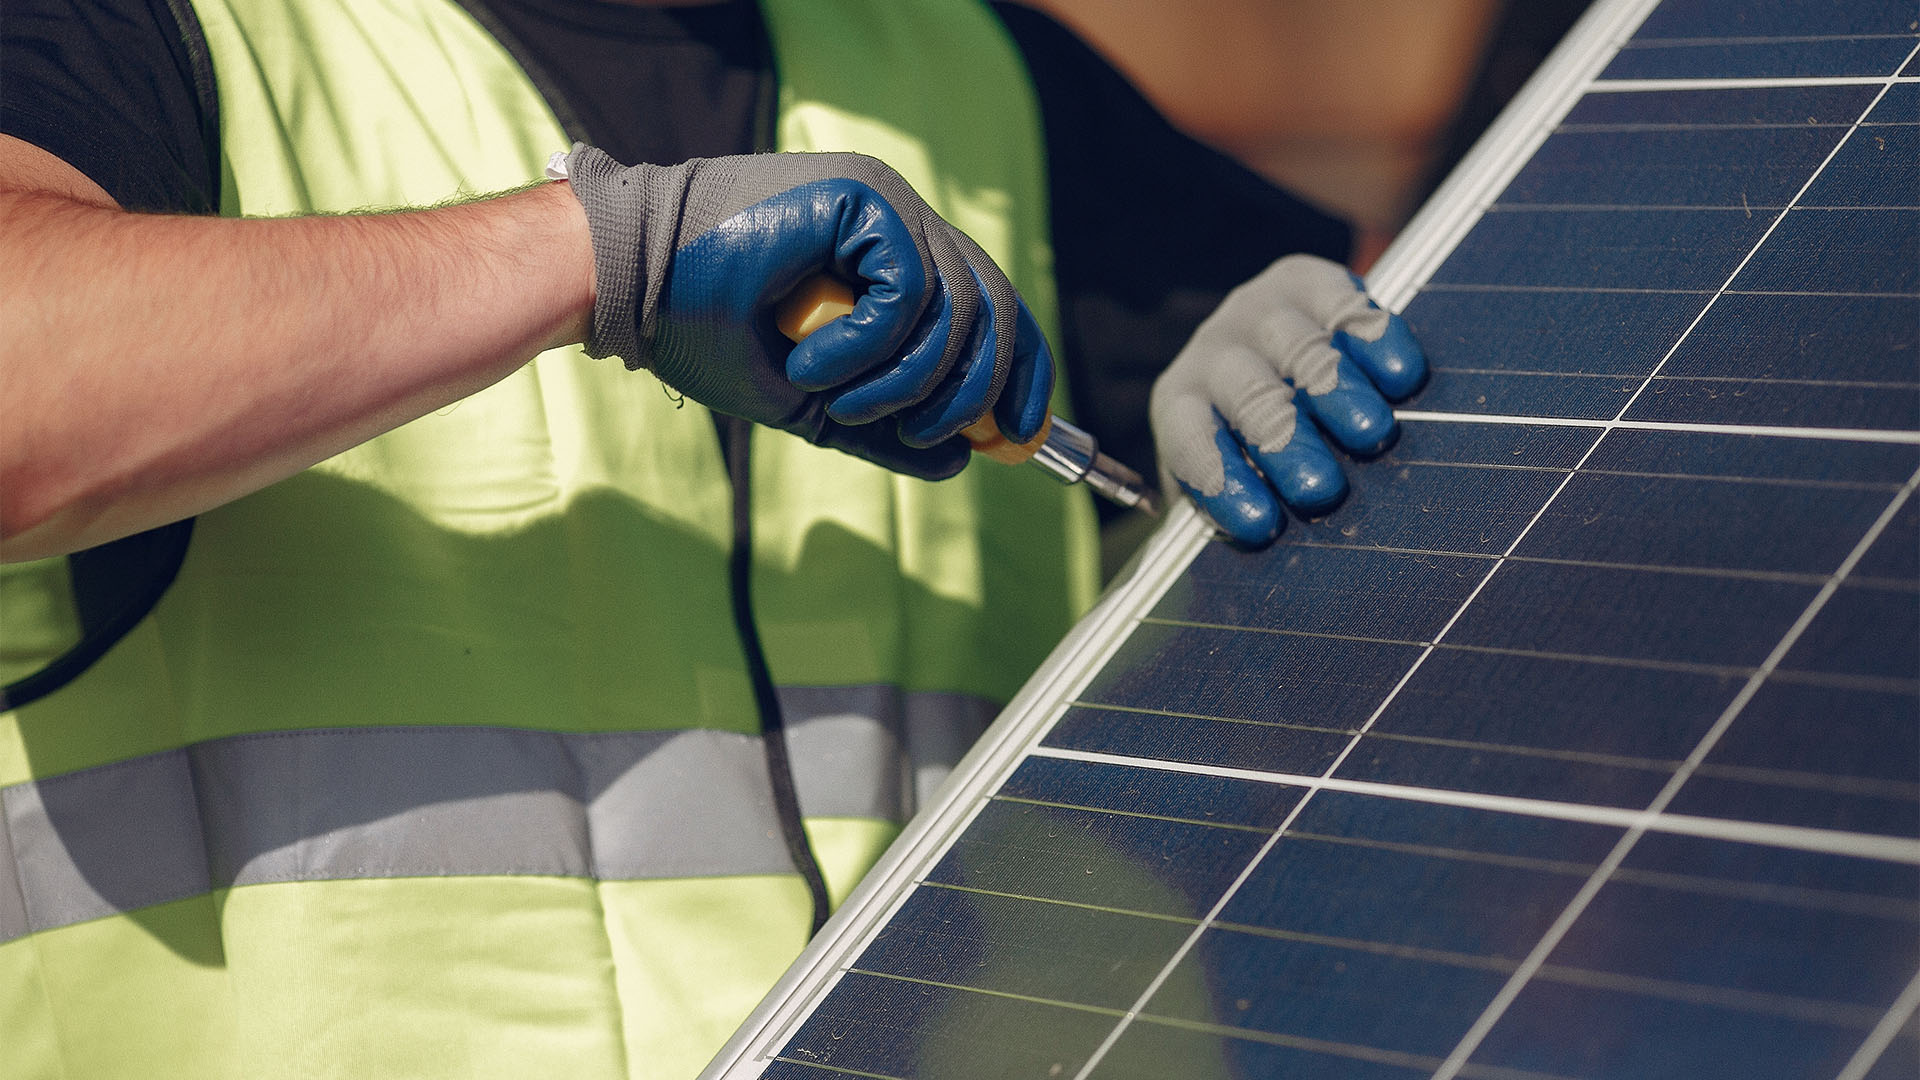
left=0, top=180, right=594, bottom=561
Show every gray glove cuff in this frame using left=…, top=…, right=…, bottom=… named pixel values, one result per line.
left=562, top=144, right=695, bottom=369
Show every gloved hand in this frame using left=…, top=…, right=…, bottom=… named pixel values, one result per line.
left=1149, top=254, right=1427, bottom=547
left=558, top=144, right=1053, bottom=480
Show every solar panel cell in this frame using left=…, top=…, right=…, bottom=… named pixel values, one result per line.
left=1219, top=802, right=1619, bottom=959
left=1289, top=461, right=1569, bottom=553
left=1851, top=497, right=1919, bottom=580
left=1631, top=0, right=1920, bottom=37
left=1471, top=977, right=1880, bottom=1080
left=1514, top=471, right=1890, bottom=572
left=1802, top=127, right=1920, bottom=208
left=1157, top=929, right=1510, bottom=1058
left=1439, top=561, right=1819, bottom=667
left=996, top=755, right=1306, bottom=830
left=1627, top=378, right=1920, bottom=430
left=775, top=972, right=1116, bottom=1077
left=1562, top=85, right=1881, bottom=126
left=1097, top=1021, right=1427, bottom=1080
left=1431, top=208, right=1775, bottom=289
left=1579, top=429, right=1920, bottom=483
left=1732, top=207, right=1920, bottom=293
left=1154, top=545, right=1485, bottom=641
left=849, top=887, right=1191, bottom=1010
left=1065, top=625, right=1420, bottom=734
left=1410, top=371, right=1651, bottom=420
left=1778, top=584, right=1920, bottom=678
left=1371, top=649, right=1737, bottom=760
left=1045, top=705, right=1357, bottom=778
left=924, top=798, right=1269, bottom=917
left=1505, top=127, right=1850, bottom=207
left=1658, top=293, right=1920, bottom=386
left=1600, top=37, right=1918, bottom=80
left=1401, top=288, right=1705, bottom=379
left=1553, top=855, right=1916, bottom=1006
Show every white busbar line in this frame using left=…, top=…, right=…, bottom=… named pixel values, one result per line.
left=1395, top=410, right=1920, bottom=445
left=1026, top=746, right=1920, bottom=866
left=1590, top=75, right=1920, bottom=92
left=1834, top=967, right=1920, bottom=1080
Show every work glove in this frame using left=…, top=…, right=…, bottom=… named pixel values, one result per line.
left=1150, top=254, right=1427, bottom=547
left=558, top=145, right=1053, bottom=480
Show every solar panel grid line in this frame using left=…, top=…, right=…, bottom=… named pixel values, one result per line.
left=1592, top=76, right=1920, bottom=91
left=1025, top=745, right=1920, bottom=867
left=1431, top=461, right=1920, bottom=1079
left=1398, top=412, right=1920, bottom=444
left=1834, top=968, right=1920, bottom=1080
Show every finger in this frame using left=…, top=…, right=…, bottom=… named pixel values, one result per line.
left=823, top=282, right=955, bottom=425
left=782, top=184, right=934, bottom=390
left=1257, top=255, right=1427, bottom=401
left=1209, top=345, right=1349, bottom=518
left=1185, top=418, right=1287, bottom=548
left=1331, top=272, right=1427, bottom=401
left=1246, top=417, right=1346, bottom=517
left=1150, top=382, right=1284, bottom=547
left=991, top=301, right=1054, bottom=445
left=1272, top=255, right=1427, bottom=400
left=895, top=265, right=1002, bottom=448
left=1295, top=354, right=1400, bottom=458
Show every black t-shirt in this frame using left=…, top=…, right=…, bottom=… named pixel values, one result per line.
left=0, top=0, right=1350, bottom=502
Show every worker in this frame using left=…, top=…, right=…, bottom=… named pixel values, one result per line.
left=0, top=0, right=1425, bottom=1077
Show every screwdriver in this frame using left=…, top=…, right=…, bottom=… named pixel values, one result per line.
left=775, top=275, right=1158, bottom=515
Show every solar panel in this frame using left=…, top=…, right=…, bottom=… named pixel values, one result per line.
left=703, top=1, right=1920, bottom=1076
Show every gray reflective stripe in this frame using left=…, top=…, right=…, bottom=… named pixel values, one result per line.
left=0, top=684, right=990, bottom=937
left=0, top=688, right=1001, bottom=944
left=0, top=784, right=34, bottom=943
left=780, top=687, right=997, bottom=819
left=0, top=726, right=798, bottom=943
left=7, top=749, right=212, bottom=937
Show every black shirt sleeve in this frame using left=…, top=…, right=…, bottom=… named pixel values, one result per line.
left=992, top=3, right=1353, bottom=509
left=0, top=0, right=219, bottom=213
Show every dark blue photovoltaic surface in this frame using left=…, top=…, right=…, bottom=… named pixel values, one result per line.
left=761, top=3, right=1920, bottom=1077
left=1471, top=836, right=1920, bottom=1079
left=1603, top=0, right=1920, bottom=79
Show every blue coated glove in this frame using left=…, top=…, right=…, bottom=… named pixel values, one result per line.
left=559, top=145, right=1053, bottom=480
left=1149, top=254, right=1427, bottom=547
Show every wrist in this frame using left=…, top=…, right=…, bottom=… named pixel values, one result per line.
left=527, top=178, right=596, bottom=353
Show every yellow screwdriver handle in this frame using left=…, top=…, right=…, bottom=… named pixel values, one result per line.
left=773, top=276, right=1050, bottom=465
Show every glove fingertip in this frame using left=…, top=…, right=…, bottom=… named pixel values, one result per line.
left=1333, top=318, right=1428, bottom=401
left=1183, top=477, right=1283, bottom=549
left=1181, top=426, right=1285, bottom=548
left=1252, top=422, right=1348, bottom=518
left=1300, top=358, right=1401, bottom=459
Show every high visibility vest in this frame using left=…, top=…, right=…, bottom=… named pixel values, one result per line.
left=0, top=0, right=1100, bottom=1075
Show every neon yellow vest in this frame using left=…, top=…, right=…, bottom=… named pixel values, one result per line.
left=0, top=1, right=1098, bottom=1076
